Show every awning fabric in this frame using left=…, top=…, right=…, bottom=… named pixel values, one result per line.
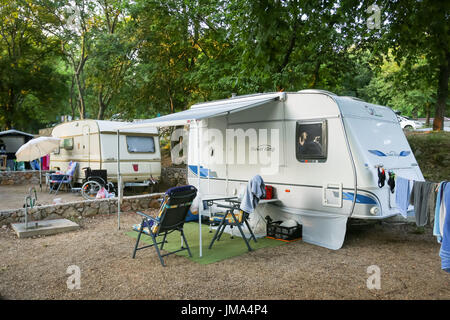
left=121, top=93, right=285, bottom=129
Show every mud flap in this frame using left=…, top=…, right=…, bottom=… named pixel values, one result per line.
left=301, top=214, right=348, bottom=250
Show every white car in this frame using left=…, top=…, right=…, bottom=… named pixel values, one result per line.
left=396, top=115, right=422, bottom=131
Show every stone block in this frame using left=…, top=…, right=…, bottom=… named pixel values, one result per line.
left=83, top=205, right=98, bottom=217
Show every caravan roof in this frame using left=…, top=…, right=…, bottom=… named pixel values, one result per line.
left=53, top=120, right=159, bottom=135
left=119, top=90, right=399, bottom=130
left=96, top=120, right=158, bottom=134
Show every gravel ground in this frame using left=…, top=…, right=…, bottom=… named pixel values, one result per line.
left=0, top=212, right=449, bottom=300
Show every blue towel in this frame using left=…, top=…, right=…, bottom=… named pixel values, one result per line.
left=433, top=182, right=446, bottom=243
left=439, top=183, right=450, bottom=273
left=395, top=176, right=410, bottom=218
left=30, top=159, right=40, bottom=170
left=240, top=175, right=266, bottom=214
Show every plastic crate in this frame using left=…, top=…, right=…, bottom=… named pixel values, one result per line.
left=266, top=220, right=302, bottom=241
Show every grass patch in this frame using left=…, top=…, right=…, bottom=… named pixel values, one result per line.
left=406, top=131, right=450, bottom=182
left=126, top=222, right=286, bottom=265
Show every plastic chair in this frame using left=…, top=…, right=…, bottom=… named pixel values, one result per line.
left=49, top=161, right=78, bottom=195
left=132, top=185, right=197, bottom=266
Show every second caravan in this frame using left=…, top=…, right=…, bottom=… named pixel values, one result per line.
left=50, top=120, right=161, bottom=185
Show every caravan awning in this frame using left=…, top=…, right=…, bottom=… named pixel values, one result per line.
left=121, top=92, right=285, bottom=129
left=115, top=92, right=285, bottom=257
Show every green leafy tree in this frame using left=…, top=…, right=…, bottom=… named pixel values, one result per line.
left=28, top=0, right=97, bottom=119
left=357, top=0, right=449, bottom=130
left=360, top=53, right=436, bottom=120
left=0, top=0, right=67, bottom=131
left=85, top=0, right=141, bottom=119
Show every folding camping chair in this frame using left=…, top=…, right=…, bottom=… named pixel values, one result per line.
left=208, top=200, right=257, bottom=252
left=49, top=161, right=78, bottom=195
left=132, top=185, right=197, bottom=267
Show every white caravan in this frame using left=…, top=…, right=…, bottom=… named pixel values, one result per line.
left=51, top=120, right=161, bottom=185
left=126, top=90, right=424, bottom=250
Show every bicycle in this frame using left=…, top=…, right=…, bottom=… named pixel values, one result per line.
left=80, top=167, right=116, bottom=200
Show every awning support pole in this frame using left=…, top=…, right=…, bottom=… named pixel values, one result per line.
left=226, top=113, right=229, bottom=194
left=39, top=156, right=42, bottom=191
left=117, top=129, right=121, bottom=230
left=197, top=120, right=202, bottom=257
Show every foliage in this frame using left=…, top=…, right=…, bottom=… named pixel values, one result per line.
left=406, top=131, right=450, bottom=182
left=0, top=0, right=68, bottom=131
left=0, top=0, right=448, bottom=133
left=361, top=53, right=436, bottom=118
left=356, top=0, right=449, bottom=129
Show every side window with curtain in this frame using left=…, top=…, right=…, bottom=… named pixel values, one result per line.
left=126, top=136, right=155, bottom=153
left=295, top=120, right=327, bottom=161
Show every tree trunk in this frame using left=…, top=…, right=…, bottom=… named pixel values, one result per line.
left=277, top=20, right=300, bottom=74
left=5, top=88, right=15, bottom=129
left=425, top=102, right=431, bottom=127
left=97, top=102, right=106, bottom=120
left=309, top=61, right=321, bottom=88
left=433, top=56, right=449, bottom=131
left=75, top=73, right=86, bottom=119
left=69, top=75, right=76, bottom=119
left=169, top=95, right=174, bottom=114
left=97, top=88, right=106, bottom=120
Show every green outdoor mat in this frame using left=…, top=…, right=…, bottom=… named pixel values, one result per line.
left=125, top=222, right=286, bottom=265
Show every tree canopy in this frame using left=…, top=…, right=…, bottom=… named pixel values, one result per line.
left=0, top=0, right=448, bottom=132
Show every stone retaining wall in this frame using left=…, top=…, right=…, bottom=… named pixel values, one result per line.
left=0, top=170, right=47, bottom=185
left=161, top=167, right=187, bottom=186
left=0, top=167, right=189, bottom=187
left=0, top=193, right=164, bottom=227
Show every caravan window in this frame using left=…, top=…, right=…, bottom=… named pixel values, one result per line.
left=126, top=136, right=155, bottom=153
left=295, top=120, right=327, bottom=161
left=63, top=138, right=74, bottom=150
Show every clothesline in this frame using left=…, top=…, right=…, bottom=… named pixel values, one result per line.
left=392, top=175, right=449, bottom=273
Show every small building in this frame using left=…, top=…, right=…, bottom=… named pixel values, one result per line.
left=0, top=129, right=35, bottom=170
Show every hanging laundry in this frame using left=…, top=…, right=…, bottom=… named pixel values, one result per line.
left=439, top=183, right=450, bottom=273
left=409, top=181, right=435, bottom=227
left=387, top=171, right=396, bottom=193
left=377, top=167, right=386, bottom=188
left=427, top=182, right=439, bottom=226
left=395, top=176, right=411, bottom=218
left=239, top=175, right=266, bottom=214
left=434, top=182, right=448, bottom=243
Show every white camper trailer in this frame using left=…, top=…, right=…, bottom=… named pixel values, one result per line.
left=124, top=90, right=424, bottom=251
left=50, top=120, right=161, bottom=185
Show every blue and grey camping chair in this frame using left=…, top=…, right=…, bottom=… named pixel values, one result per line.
left=49, top=161, right=78, bottom=195
left=132, top=185, right=197, bottom=266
